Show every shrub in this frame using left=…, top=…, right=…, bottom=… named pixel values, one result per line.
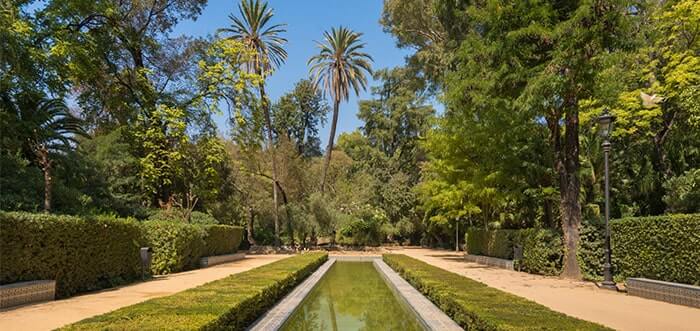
left=465, top=229, right=515, bottom=259
left=465, top=228, right=563, bottom=275
left=0, top=212, right=142, bottom=298
left=202, top=224, right=244, bottom=256
left=147, top=208, right=219, bottom=224
left=141, top=221, right=206, bottom=275
left=577, top=220, right=606, bottom=281
left=383, top=254, right=609, bottom=330
left=663, top=169, right=700, bottom=213
left=62, top=253, right=328, bottom=331
left=611, top=214, right=700, bottom=285
left=513, top=228, right=563, bottom=276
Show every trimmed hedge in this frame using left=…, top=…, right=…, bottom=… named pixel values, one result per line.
left=383, top=254, right=610, bottom=330
left=465, top=229, right=514, bottom=259
left=202, top=224, right=243, bottom=256
left=141, top=221, right=206, bottom=275
left=0, top=211, right=142, bottom=298
left=611, top=214, right=700, bottom=285
left=467, top=214, right=699, bottom=284
left=466, top=228, right=563, bottom=275
left=62, top=253, right=328, bottom=330
left=142, top=222, right=244, bottom=275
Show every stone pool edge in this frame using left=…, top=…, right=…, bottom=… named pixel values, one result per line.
left=373, top=259, right=464, bottom=331
left=247, top=258, right=336, bottom=331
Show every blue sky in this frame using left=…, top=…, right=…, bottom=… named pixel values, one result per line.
left=173, top=0, right=412, bottom=145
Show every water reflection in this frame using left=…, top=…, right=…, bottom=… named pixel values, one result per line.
left=281, top=262, right=424, bottom=331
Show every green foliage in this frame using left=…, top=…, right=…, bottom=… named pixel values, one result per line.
left=611, top=214, right=700, bottom=285
left=201, top=225, right=244, bottom=256
left=0, top=152, right=42, bottom=211
left=0, top=212, right=142, bottom=298
left=514, top=229, right=564, bottom=276
left=466, top=228, right=563, bottom=276
left=141, top=221, right=206, bottom=275
left=337, top=209, right=386, bottom=246
left=663, top=169, right=700, bottom=213
left=62, top=253, right=328, bottom=331
left=465, top=229, right=515, bottom=259
left=148, top=209, right=219, bottom=225
left=577, top=220, right=606, bottom=281
left=383, top=254, right=610, bottom=331
left=272, top=79, right=328, bottom=157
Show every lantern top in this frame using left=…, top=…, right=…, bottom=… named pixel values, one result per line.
left=597, top=108, right=616, bottom=139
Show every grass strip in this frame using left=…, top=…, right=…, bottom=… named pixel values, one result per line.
left=62, top=252, right=328, bottom=331
left=383, top=254, right=611, bottom=331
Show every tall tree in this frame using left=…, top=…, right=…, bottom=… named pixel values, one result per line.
left=8, top=95, right=87, bottom=212
left=308, top=26, right=373, bottom=193
left=272, top=79, right=329, bottom=157
left=219, top=0, right=287, bottom=246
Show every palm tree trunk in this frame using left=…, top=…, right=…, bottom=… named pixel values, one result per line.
left=260, top=83, right=281, bottom=247
left=320, top=99, right=340, bottom=193
left=39, top=148, right=52, bottom=213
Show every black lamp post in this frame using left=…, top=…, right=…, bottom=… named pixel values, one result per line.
left=597, top=108, right=617, bottom=290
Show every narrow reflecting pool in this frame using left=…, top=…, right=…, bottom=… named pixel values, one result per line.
left=280, top=261, right=425, bottom=331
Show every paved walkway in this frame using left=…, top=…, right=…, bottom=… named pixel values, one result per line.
left=396, top=248, right=700, bottom=331
left=0, top=254, right=289, bottom=331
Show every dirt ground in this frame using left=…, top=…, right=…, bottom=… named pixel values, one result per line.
left=0, top=254, right=289, bottom=331
left=396, top=247, right=700, bottom=331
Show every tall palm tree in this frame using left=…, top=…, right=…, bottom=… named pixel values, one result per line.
left=219, top=0, right=287, bottom=246
left=308, top=26, right=373, bottom=193
left=12, top=96, right=87, bottom=212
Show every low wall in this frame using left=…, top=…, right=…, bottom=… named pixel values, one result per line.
left=0, top=280, right=55, bottom=309
left=464, top=254, right=514, bottom=270
left=199, top=252, right=246, bottom=268
left=627, top=278, right=700, bottom=308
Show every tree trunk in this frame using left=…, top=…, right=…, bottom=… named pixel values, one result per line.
left=40, top=149, right=52, bottom=213
left=559, top=109, right=583, bottom=279
left=260, top=83, right=281, bottom=247
left=320, top=99, right=340, bottom=193
left=247, top=207, right=256, bottom=246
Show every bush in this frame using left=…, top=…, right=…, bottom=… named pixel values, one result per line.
left=62, top=253, right=328, bottom=331
left=465, top=228, right=563, bottom=275
left=147, top=208, right=219, bottom=224
left=0, top=212, right=142, bottom=298
left=383, top=254, right=609, bottom=330
left=663, top=169, right=700, bottom=213
left=141, top=221, right=206, bottom=275
left=514, top=228, right=563, bottom=276
left=611, top=214, right=700, bottom=285
left=465, top=229, right=515, bottom=259
left=202, top=224, right=244, bottom=256
left=577, top=220, right=606, bottom=281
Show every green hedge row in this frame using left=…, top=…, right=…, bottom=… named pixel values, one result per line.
left=383, top=254, right=609, bottom=330
left=467, top=214, right=699, bottom=285
left=142, top=222, right=244, bottom=275
left=0, top=211, right=245, bottom=298
left=611, top=214, right=700, bottom=285
left=202, top=224, right=243, bottom=256
left=62, top=253, right=328, bottom=331
left=0, top=212, right=142, bottom=298
left=141, top=221, right=206, bottom=275
left=465, top=229, right=514, bottom=259
left=465, top=228, right=563, bottom=275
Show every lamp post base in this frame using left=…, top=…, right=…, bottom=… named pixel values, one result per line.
left=600, top=281, right=618, bottom=291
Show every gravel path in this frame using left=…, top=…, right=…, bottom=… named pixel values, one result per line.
left=0, top=254, right=289, bottom=331
left=396, top=247, right=699, bottom=331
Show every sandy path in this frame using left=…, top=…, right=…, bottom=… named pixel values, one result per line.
left=396, top=248, right=699, bottom=331
left=0, top=254, right=289, bottom=331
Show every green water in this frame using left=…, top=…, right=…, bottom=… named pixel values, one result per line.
left=280, top=262, right=425, bottom=331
